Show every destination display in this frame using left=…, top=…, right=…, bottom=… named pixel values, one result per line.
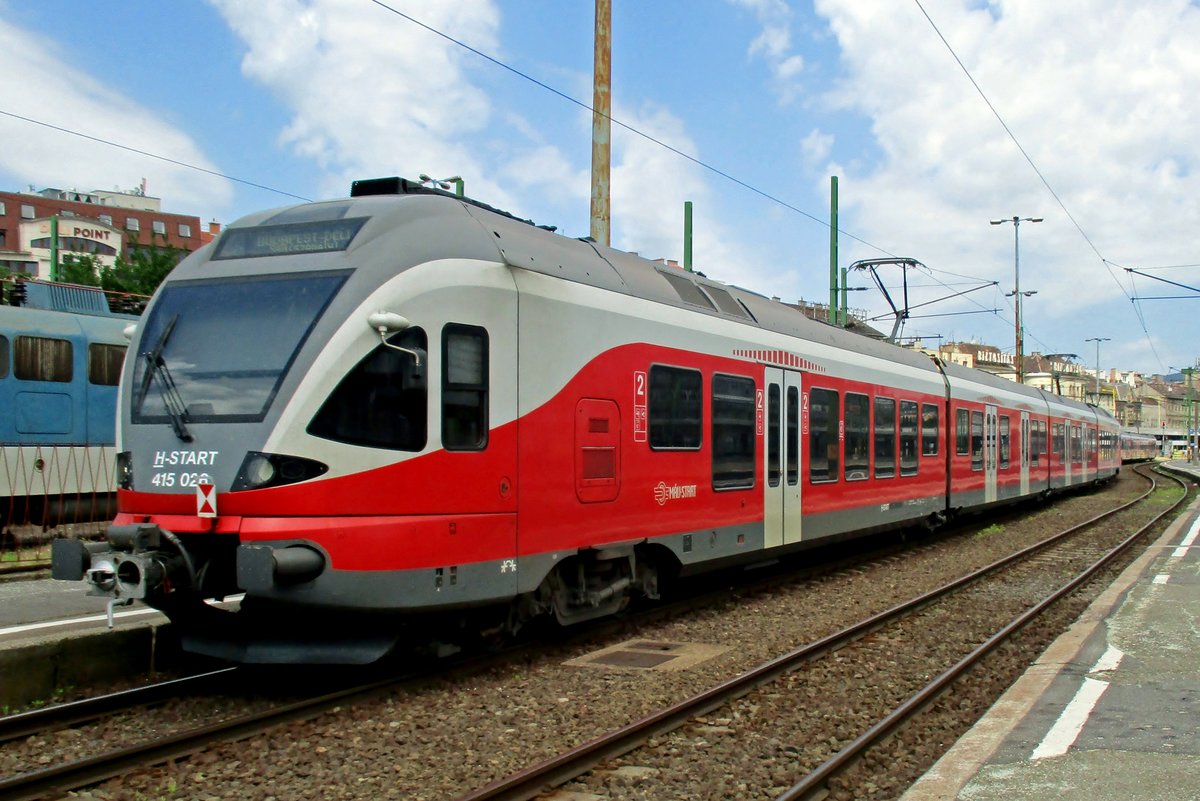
left=212, top=217, right=368, bottom=259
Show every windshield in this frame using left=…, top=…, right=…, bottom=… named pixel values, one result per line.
left=132, top=271, right=348, bottom=424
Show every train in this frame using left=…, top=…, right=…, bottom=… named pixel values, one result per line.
left=1118, top=431, right=1159, bottom=463
left=52, top=178, right=1124, bottom=664
left=1, top=280, right=136, bottom=531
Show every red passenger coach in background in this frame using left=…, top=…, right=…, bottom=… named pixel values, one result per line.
left=51, top=178, right=1121, bottom=664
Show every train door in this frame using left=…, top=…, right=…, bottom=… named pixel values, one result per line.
left=1020, top=412, right=1030, bottom=495
left=764, top=367, right=802, bottom=548
left=985, top=405, right=998, bottom=503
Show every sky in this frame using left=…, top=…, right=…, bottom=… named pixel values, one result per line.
left=1, top=0, right=1198, bottom=378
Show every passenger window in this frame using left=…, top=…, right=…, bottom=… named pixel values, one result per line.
left=900, top=400, right=919, bottom=476
left=307, top=328, right=427, bottom=451
left=0, top=334, right=8, bottom=379
left=786, top=387, right=799, bottom=486
left=844, top=392, right=869, bottom=481
left=88, top=343, right=127, bottom=386
left=711, top=374, right=755, bottom=490
left=809, top=387, right=839, bottom=483
left=767, top=384, right=781, bottom=487
left=649, top=365, right=702, bottom=449
left=956, top=408, right=969, bottom=455
left=921, top=403, right=939, bottom=456
left=442, top=324, right=488, bottom=451
left=874, top=397, right=896, bottom=478
left=15, top=335, right=73, bottom=382
left=971, top=411, right=984, bottom=471
left=999, top=416, right=1011, bottom=468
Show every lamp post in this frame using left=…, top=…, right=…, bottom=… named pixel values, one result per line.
left=1085, top=336, right=1110, bottom=406
left=991, top=215, right=1042, bottom=383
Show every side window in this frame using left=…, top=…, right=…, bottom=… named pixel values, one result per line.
left=956, top=408, right=970, bottom=455
left=767, top=384, right=781, bottom=487
left=88, top=343, right=127, bottom=386
left=809, top=387, right=839, bottom=483
left=971, top=410, right=984, bottom=471
left=921, top=403, right=939, bottom=456
left=0, top=334, right=8, bottom=379
left=786, top=386, right=799, bottom=486
left=442, top=324, right=488, bottom=451
left=844, top=392, right=869, bottom=481
left=711, top=374, right=755, bottom=490
left=15, top=335, right=73, bottom=382
left=307, top=328, right=428, bottom=451
left=999, top=415, right=1011, bottom=468
left=874, top=396, right=896, bottom=478
left=649, top=365, right=702, bottom=449
left=900, top=400, right=919, bottom=476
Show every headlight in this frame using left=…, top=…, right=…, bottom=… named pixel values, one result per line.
left=116, top=451, right=133, bottom=490
left=232, top=451, right=328, bottom=491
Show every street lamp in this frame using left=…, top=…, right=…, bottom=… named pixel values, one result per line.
left=991, top=215, right=1043, bottom=383
left=1085, top=336, right=1110, bottom=405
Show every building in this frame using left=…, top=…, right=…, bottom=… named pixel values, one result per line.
left=0, top=183, right=213, bottom=279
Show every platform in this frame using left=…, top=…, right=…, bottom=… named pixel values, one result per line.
left=902, top=461, right=1200, bottom=801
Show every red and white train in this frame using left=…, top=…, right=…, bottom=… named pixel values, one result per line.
left=53, top=178, right=1121, bottom=663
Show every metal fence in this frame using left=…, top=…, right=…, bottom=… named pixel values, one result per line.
left=1, top=443, right=116, bottom=569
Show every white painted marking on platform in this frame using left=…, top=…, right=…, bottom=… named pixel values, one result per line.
left=0, top=594, right=243, bottom=638
left=1153, top=574, right=1171, bottom=585
left=1091, top=645, right=1124, bottom=674
left=1031, top=676, right=1111, bottom=760
left=1170, top=516, right=1200, bottom=559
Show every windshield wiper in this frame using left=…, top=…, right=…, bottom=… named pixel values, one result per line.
left=136, top=314, right=193, bottom=442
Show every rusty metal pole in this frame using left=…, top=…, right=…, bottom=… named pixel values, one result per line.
left=590, top=0, right=611, bottom=246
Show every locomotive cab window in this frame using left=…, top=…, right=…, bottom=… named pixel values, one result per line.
left=442, top=324, right=488, bottom=451
left=15, top=335, right=72, bottom=383
left=649, top=365, right=702, bottom=449
left=712, top=373, right=755, bottom=490
left=308, top=327, right=428, bottom=451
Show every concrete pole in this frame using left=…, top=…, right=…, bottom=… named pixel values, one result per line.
left=589, top=0, right=611, bottom=246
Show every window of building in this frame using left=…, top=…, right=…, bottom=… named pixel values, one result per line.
left=971, top=410, right=984, bottom=471
left=875, top=396, right=896, bottom=478
left=999, top=415, right=1011, bottom=468
left=14, top=336, right=73, bottom=382
left=0, top=231, right=5, bottom=248
left=0, top=201, right=6, bottom=216
left=179, top=223, right=193, bottom=238
left=21, top=204, right=34, bottom=219
left=921, top=403, right=939, bottom=456
left=844, top=392, right=869, bottom=481
left=307, top=328, right=428, bottom=451
left=441, top=324, right=488, bottom=451
left=956, top=408, right=970, bottom=455
left=126, top=217, right=140, bottom=232
left=767, top=384, right=781, bottom=487
left=711, top=374, right=755, bottom=490
left=648, top=365, right=702, bottom=449
left=900, top=400, right=919, bottom=476
left=809, top=387, right=839, bottom=483
left=786, top=386, right=799, bottom=485
left=99, top=214, right=113, bottom=226
left=152, top=220, right=167, bottom=236
left=88, top=343, right=126, bottom=386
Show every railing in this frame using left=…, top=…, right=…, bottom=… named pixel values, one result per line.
left=1, top=443, right=117, bottom=570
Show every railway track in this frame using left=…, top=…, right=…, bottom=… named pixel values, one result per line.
left=452, top=465, right=1189, bottom=801
left=0, top=469, right=1176, bottom=800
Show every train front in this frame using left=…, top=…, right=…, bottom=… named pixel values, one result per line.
left=51, top=184, right=512, bottom=663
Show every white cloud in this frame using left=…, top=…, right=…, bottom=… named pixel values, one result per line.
left=728, top=0, right=806, bottom=92
left=812, top=0, right=1200, bottom=360
left=210, top=0, right=517, bottom=205
left=0, top=17, right=232, bottom=214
